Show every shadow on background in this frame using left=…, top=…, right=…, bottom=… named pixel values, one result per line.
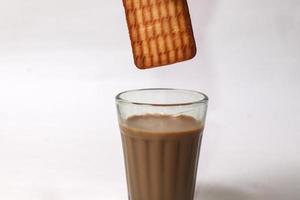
left=193, top=166, right=300, bottom=200
left=194, top=184, right=255, bottom=200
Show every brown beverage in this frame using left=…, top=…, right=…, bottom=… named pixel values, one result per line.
left=120, top=114, right=203, bottom=200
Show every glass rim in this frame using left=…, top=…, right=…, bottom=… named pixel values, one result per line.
left=115, top=88, right=209, bottom=107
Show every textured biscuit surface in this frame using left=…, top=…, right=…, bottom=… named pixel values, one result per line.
left=123, top=0, right=197, bottom=69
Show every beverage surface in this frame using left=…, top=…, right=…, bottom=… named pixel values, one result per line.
left=121, top=114, right=203, bottom=138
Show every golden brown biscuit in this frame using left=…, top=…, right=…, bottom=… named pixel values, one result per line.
left=123, top=0, right=197, bottom=69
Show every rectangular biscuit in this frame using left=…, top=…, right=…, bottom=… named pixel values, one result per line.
left=123, top=0, right=197, bottom=69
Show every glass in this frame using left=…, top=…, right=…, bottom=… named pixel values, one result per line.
left=116, top=88, right=208, bottom=200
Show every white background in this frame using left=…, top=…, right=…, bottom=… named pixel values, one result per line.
left=0, top=0, right=300, bottom=199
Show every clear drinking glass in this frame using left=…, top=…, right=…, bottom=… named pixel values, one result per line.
left=116, top=88, right=208, bottom=200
